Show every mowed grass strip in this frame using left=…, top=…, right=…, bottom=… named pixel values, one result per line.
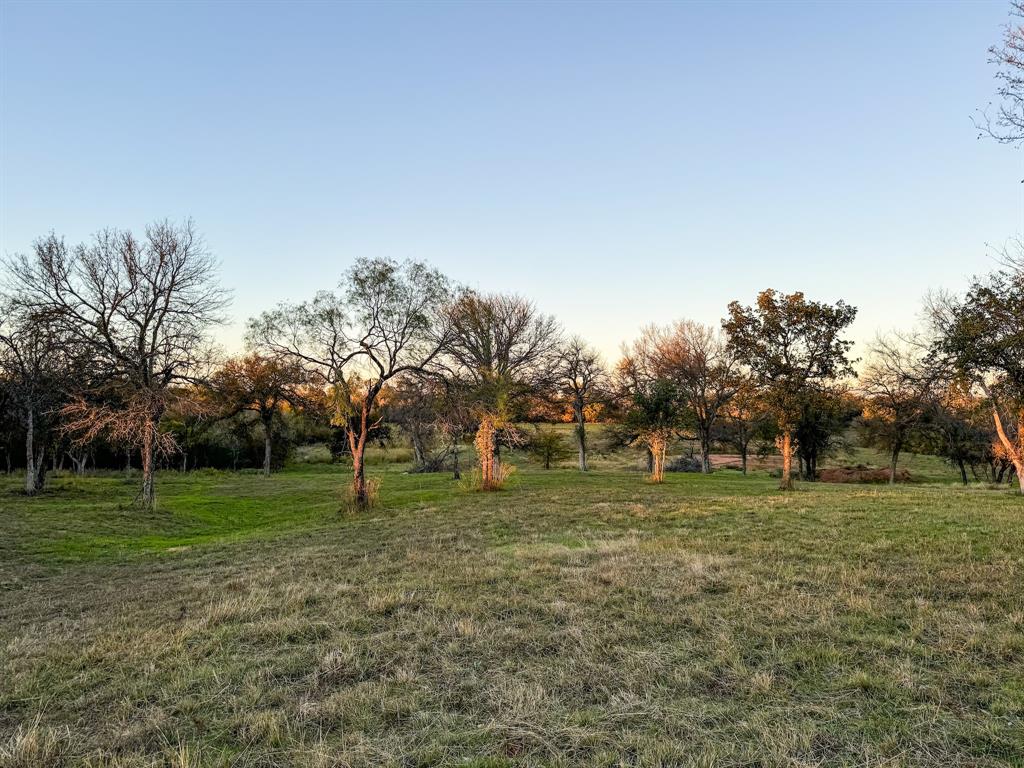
left=1, top=463, right=1022, bottom=767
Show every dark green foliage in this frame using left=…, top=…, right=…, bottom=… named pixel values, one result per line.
left=793, top=390, right=858, bottom=480
left=527, top=427, right=573, bottom=469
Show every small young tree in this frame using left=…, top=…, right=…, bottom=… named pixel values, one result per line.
left=615, top=337, right=685, bottom=483
left=858, top=334, right=939, bottom=483
left=527, top=427, right=573, bottom=469
left=793, top=388, right=857, bottom=481
left=442, top=292, right=561, bottom=490
left=212, top=354, right=307, bottom=476
left=723, top=290, right=857, bottom=490
left=249, top=258, right=453, bottom=507
left=5, top=222, right=228, bottom=508
left=556, top=337, right=607, bottom=472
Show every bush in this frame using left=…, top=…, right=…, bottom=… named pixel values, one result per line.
left=666, top=455, right=702, bottom=473
left=819, top=465, right=911, bottom=483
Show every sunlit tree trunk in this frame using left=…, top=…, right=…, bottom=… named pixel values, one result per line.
left=648, top=432, right=667, bottom=483
left=349, top=406, right=370, bottom=507
left=779, top=431, right=794, bottom=491
left=475, top=416, right=498, bottom=490
left=991, top=405, right=1024, bottom=494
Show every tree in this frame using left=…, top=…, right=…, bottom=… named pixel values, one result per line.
left=212, top=354, right=307, bottom=476
left=858, top=334, right=939, bottom=483
left=723, top=290, right=857, bottom=490
left=0, top=304, right=79, bottom=494
left=4, top=221, right=228, bottom=508
left=921, top=382, right=995, bottom=485
left=556, top=337, right=607, bottom=471
left=933, top=246, right=1024, bottom=492
left=527, top=427, right=573, bottom=469
left=387, top=374, right=467, bottom=473
left=719, top=379, right=773, bottom=475
left=641, top=321, right=739, bottom=474
left=793, top=388, right=857, bottom=481
left=249, top=258, right=453, bottom=507
left=614, top=336, right=685, bottom=483
left=977, top=1, right=1024, bottom=145
left=442, top=292, right=561, bottom=490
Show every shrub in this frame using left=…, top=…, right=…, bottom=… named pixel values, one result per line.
left=666, top=455, right=702, bottom=473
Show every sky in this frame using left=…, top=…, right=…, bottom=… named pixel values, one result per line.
left=1, top=0, right=1021, bottom=363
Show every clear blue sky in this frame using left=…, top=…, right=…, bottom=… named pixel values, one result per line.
left=1, top=0, right=1021, bottom=361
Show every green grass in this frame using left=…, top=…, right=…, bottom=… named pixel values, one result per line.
left=1, top=450, right=1022, bottom=767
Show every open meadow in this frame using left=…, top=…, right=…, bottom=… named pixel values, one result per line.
left=1, top=445, right=1022, bottom=768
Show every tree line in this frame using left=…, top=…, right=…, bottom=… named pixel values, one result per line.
left=1, top=221, right=1021, bottom=507
left=3, top=1, right=1022, bottom=508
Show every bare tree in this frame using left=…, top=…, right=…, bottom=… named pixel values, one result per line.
left=249, top=258, right=452, bottom=507
left=556, top=337, right=607, bottom=471
left=0, top=302, right=79, bottom=494
left=442, top=292, right=561, bottom=490
left=642, top=321, right=739, bottom=474
left=4, top=221, right=228, bottom=508
left=977, top=1, right=1024, bottom=145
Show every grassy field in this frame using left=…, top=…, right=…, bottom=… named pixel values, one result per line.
left=1, top=446, right=1022, bottom=767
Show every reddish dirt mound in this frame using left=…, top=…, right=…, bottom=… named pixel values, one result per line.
left=819, top=465, right=910, bottom=484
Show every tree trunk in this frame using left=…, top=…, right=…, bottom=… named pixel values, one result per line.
left=352, top=446, right=367, bottom=506
left=125, top=449, right=133, bottom=479
left=475, top=416, right=499, bottom=490
left=262, top=413, right=273, bottom=477
left=34, top=444, right=47, bottom=492
left=574, top=403, right=588, bottom=472
left=699, top=429, right=712, bottom=474
left=141, top=417, right=156, bottom=510
left=24, top=409, right=35, bottom=495
left=410, top=429, right=427, bottom=469
left=956, top=459, right=968, bottom=486
left=648, top=433, right=667, bottom=483
left=451, top=436, right=461, bottom=480
left=740, top=441, right=748, bottom=475
left=989, top=405, right=1024, bottom=495
left=349, top=405, right=371, bottom=507
left=889, top=447, right=901, bottom=485
left=779, top=431, right=794, bottom=491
